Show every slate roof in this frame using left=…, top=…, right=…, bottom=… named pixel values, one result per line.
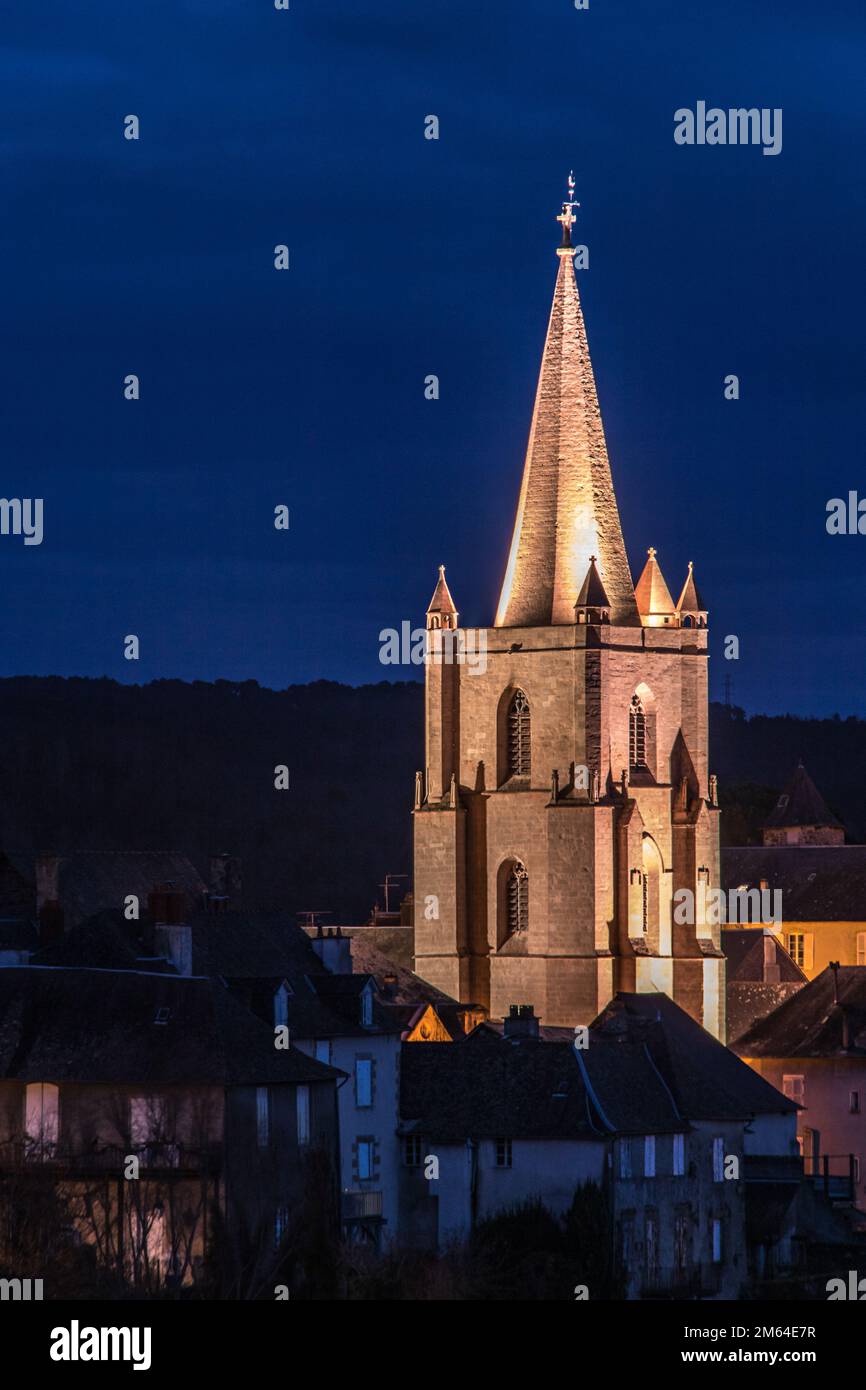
left=51, top=851, right=207, bottom=929
left=732, top=966, right=866, bottom=1059
left=189, top=911, right=328, bottom=979
left=0, top=967, right=342, bottom=1086
left=764, top=763, right=843, bottom=831
left=591, top=993, right=797, bottom=1120
left=722, top=928, right=806, bottom=984
left=399, top=1041, right=599, bottom=1142
left=727, top=984, right=806, bottom=1048
left=577, top=1037, right=683, bottom=1135
left=343, top=936, right=454, bottom=1006
left=400, top=1028, right=690, bottom=1143
left=722, top=846, right=866, bottom=921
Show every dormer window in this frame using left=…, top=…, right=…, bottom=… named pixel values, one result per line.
left=274, top=982, right=292, bottom=1028
left=361, top=990, right=373, bottom=1028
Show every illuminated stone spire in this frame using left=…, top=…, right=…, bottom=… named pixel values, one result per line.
left=495, top=178, right=638, bottom=628
left=426, top=564, right=458, bottom=630
left=635, top=547, right=676, bottom=626
left=675, top=561, right=707, bottom=626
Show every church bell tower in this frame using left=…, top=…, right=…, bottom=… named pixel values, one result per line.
left=412, top=179, right=725, bottom=1040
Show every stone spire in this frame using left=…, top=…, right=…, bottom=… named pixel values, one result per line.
left=426, top=564, right=458, bottom=630
left=495, top=180, right=638, bottom=629
left=675, top=561, right=707, bottom=626
left=635, top=547, right=676, bottom=626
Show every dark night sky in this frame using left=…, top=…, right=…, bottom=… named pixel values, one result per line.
left=1, top=0, right=864, bottom=715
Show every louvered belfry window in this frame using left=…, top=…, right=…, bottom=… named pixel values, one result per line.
left=508, top=689, right=531, bottom=778
left=629, top=695, right=647, bottom=771
left=507, top=861, right=529, bottom=935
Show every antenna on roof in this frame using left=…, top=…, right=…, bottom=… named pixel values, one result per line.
left=378, top=873, right=408, bottom=915
left=297, top=910, right=332, bottom=938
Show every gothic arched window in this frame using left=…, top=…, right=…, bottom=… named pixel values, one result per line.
left=507, top=861, right=529, bottom=937
left=508, top=690, right=531, bottom=778
left=629, top=695, right=647, bottom=772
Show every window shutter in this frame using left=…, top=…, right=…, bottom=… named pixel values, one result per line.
left=803, top=935, right=814, bottom=971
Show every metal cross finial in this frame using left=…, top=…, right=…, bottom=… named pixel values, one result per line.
left=556, top=170, right=580, bottom=247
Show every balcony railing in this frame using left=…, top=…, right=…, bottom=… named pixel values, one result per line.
left=0, top=1141, right=222, bottom=1177
left=641, top=1264, right=724, bottom=1299
left=341, top=1190, right=383, bottom=1221
left=803, top=1154, right=856, bottom=1202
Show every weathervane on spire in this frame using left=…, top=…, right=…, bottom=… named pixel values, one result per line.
left=556, top=170, right=580, bottom=251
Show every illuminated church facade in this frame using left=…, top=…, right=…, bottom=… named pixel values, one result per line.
left=413, top=184, right=725, bottom=1040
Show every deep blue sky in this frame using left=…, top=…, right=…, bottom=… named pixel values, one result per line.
left=1, top=0, right=864, bottom=715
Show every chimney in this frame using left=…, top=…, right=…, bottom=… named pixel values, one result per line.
left=208, top=853, right=242, bottom=912
left=150, top=883, right=192, bottom=977
left=36, top=855, right=64, bottom=942
left=381, top=972, right=398, bottom=1000
left=311, top=925, right=352, bottom=975
left=148, top=883, right=186, bottom=925
left=503, top=1003, right=540, bottom=1042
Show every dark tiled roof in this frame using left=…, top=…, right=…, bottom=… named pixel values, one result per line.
left=0, top=967, right=342, bottom=1086
left=190, top=912, right=327, bottom=979
left=732, top=966, right=866, bottom=1059
left=399, top=1041, right=598, bottom=1142
left=592, top=993, right=797, bottom=1120
left=344, top=937, right=454, bottom=1005
left=727, top=983, right=806, bottom=1047
left=33, top=911, right=140, bottom=970
left=764, top=763, right=843, bottom=831
left=55, top=851, right=207, bottom=929
left=722, top=928, right=805, bottom=983
left=0, top=921, right=39, bottom=953
left=577, top=1037, right=683, bottom=1134
left=722, top=846, right=866, bottom=921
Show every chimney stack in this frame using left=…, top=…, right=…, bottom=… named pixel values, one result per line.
left=503, top=1003, right=540, bottom=1042
left=35, top=855, right=64, bottom=943
left=311, top=925, right=352, bottom=975
left=208, top=853, right=242, bottom=912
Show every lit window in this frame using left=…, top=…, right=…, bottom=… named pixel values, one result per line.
left=256, top=1087, right=270, bottom=1147
left=644, top=1135, right=656, bottom=1178
left=24, top=1083, right=59, bottom=1160
left=712, top=1136, right=725, bottom=1183
left=314, top=1039, right=330, bottom=1065
left=786, top=934, right=813, bottom=970
left=361, top=991, right=373, bottom=1028
left=782, top=1074, right=805, bottom=1107
left=296, top=1084, right=310, bottom=1146
left=495, top=1137, right=512, bottom=1169
left=673, top=1133, right=685, bottom=1176
left=355, top=1058, right=373, bottom=1108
